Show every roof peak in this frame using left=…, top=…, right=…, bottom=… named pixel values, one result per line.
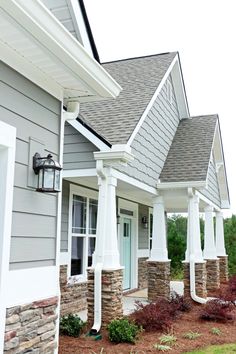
left=102, top=51, right=177, bottom=65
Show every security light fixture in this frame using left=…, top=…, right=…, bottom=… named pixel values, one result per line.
left=33, top=152, right=62, bottom=193
left=142, top=216, right=148, bottom=229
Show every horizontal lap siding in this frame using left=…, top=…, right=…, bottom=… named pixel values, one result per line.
left=116, top=77, right=180, bottom=187
left=200, top=159, right=221, bottom=208
left=61, top=180, right=70, bottom=252
left=0, top=60, right=61, bottom=270
left=138, top=204, right=149, bottom=249
left=63, top=123, right=98, bottom=170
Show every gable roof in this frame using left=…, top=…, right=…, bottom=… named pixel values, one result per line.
left=79, top=52, right=177, bottom=145
left=159, top=115, right=218, bottom=183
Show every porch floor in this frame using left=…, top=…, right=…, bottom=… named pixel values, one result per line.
left=76, top=281, right=184, bottom=321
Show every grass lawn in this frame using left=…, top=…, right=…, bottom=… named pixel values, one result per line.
left=185, top=343, right=236, bottom=353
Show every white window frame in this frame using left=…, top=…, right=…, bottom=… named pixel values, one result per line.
left=68, top=185, right=98, bottom=283
left=0, top=121, right=16, bottom=354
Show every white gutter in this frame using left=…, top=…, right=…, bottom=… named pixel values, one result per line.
left=157, top=180, right=206, bottom=190
left=63, top=102, right=80, bottom=122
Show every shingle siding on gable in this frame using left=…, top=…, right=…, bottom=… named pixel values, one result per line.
left=63, top=123, right=98, bottom=170
left=199, top=159, right=221, bottom=208
left=116, top=77, right=180, bottom=187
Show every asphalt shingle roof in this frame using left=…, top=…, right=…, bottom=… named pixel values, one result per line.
left=79, top=52, right=177, bottom=145
left=159, top=115, right=218, bottom=183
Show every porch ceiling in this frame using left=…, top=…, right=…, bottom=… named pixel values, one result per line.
left=64, top=176, right=210, bottom=213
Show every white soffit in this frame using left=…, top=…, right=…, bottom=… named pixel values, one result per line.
left=0, top=0, right=121, bottom=103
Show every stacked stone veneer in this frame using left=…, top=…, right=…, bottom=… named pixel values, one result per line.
left=138, top=257, right=148, bottom=289
left=147, top=261, right=170, bottom=301
left=218, top=256, right=229, bottom=283
left=205, top=259, right=220, bottom=291
left=4, top=296, right=58, bottom=354
left=87, top=269, right=123, bottom=325
left=183, top=262, right=207, bottom=299
left=60, top=265, right=87, bottom=316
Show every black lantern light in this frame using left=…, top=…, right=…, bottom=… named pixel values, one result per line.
left=33, top=153, right=62, bottom=193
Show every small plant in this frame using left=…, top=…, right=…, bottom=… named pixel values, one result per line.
left=107, top=318, right=141, bottom=344
left=159, top=334, right=177, bottom=345
left=183, top=331, right=201, bottom=340
left=59, top=314, right=85, bottom=337
left=154, top=344, right=172, bottom=351
left=199, top=299, right=235, bottom=323
left=210, top=327, right=222, bottom=336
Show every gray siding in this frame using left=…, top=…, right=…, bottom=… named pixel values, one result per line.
left=116, top=76, right=180, bottom=187
left=63, top=122, right=98, bottom=170
left=138, top=204, right=149, bottom=249
left=200, top=159, right=221, bottom=208
left=0, top=60, right=61, bottom=270
left=61, top=180, right=70, bottom=252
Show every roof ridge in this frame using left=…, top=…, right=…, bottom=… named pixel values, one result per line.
left=101, top=51, right=177, bottom=65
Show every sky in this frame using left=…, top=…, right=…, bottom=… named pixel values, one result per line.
left=84, top=0, right=236, bottom=215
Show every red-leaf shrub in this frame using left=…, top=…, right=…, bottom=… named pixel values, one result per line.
left=130, top=299, right=173, bottom=332
left=218, top=276, right=236, bottom=303
left=199, top=299, right=235, bottom=323
left=170, top=292, right=192, bottom=313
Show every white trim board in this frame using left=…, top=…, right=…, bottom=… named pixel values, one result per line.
left=0, top=121, right=16, bottom=354
left=68, top=119, right=110, bottom=151
left=6, top=266, right=59, bottom=307
left=196, top=190, right=221, bottom=212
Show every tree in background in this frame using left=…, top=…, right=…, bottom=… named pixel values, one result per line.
left=224, top=215, right=236, bottom=275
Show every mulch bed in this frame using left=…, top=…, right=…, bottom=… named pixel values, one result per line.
left=59, top=302, right=236, bottom=354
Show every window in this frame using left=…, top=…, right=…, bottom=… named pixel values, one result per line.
left=149, top=210, right=153, bottom=250
left=69, top=187, right=98, bottom=281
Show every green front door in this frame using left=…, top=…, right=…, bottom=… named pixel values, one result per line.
left=121, top=218, right=132, bottom=290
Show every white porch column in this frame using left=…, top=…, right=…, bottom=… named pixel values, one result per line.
left=92, top=167, right=120, bottom=269
left=215, top=211, right=226, bottom=256
left=149, top=196, right=168, bottom=261
left=203, top=206, right=217, bottom=259
left=187, top=194, right=203, bottom=262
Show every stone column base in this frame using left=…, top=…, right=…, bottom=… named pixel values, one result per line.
left=87, top=268, right=123, bottom=326
left=147, top=261, right=170, bottom=301
left=205, top=259, right=220, bottom=291
left=138, top=257, right=148, bottom=289
left=183, top=262, right=207, bottom=299
left=4, top=296, right=58, bottom=353
left=218, top=256, right=229, bottom=283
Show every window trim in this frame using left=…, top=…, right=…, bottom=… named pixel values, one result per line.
left=68, top=185, right=98, bottom=283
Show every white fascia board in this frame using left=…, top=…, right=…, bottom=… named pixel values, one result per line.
left=62, top=168, right=97, bottom=178
left=94, top=150, right=134, bottom=164
left=157, top=181, right=206, bottom=189
left=127, top=54, right=179, bottom=147
left=112, top=169, right=157, bottom=195
left=195, top=190, right=221, bottom=212
left=1, top=0, right=122, bottom=100
left=68, top=120, right=110, bottom=151
left=171, top=57, right=190, bottom=119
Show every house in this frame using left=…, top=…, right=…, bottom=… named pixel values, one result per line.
left=0, top=1, right=230, bottom=353
left=59, top=49, right=230, bottom=329
left=0, top=1, right=121, bottom=353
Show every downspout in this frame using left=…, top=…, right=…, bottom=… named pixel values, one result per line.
left=90, top=160, right=106, bottom=335
left=188, top=188, right=207, bottom=304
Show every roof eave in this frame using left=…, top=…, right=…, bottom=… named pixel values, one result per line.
left=157, top=180, right=206, bottom=190
left=0, top=0, right=121, bottom=103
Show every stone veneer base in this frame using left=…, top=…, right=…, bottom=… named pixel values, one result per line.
left=60, top=265, right=87, bottom=317
left=205, top=259, right=220, bottom=291
left=138, top=257, right=148, bottom=289
left=218, top=256, right=229, bottom=283
left=87, top=268, right=123, bottom=326
left=147, top=261, right=170, bottom=301
left=4, top=296, right=58, bottom=354
left=183, top=262, right=207, bottom=299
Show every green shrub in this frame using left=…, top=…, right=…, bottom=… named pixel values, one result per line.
left=60, top=314, right=85, bottom=337
left=107, top=318, right=141, bottom=343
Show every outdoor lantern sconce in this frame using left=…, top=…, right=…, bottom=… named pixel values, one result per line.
left=33, top=153, right=62, bottom=193
left=142, top=216, right=148, bottom=229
